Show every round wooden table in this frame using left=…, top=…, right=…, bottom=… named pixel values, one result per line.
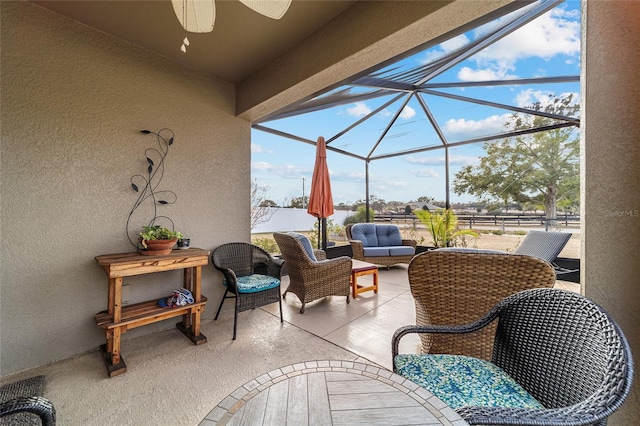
left=204, top=360, right=468, bottom=425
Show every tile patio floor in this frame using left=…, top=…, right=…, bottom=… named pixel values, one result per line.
left=260, top=264, right=580, bottom=371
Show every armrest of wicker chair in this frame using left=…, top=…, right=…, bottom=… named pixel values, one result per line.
left=347, top=239, right=365, bottom=260
left=0, top=396, right=56, bottom=426
left=402, top=239, right=417, bottom=248
left=313, top=249, right=326, bottom=261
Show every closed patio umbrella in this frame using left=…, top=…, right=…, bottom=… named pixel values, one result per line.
left=307, top=136, right=334, bottom=250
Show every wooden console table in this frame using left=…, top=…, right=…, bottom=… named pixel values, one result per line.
left=94, top=248, right=209, bottom=377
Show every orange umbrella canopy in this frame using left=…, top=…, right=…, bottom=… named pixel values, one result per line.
left=307, top=136, right=334, bottom=219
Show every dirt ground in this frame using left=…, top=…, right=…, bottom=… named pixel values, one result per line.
left=392, top=224, right=580, bottom=259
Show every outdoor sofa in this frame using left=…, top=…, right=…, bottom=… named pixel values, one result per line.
left=346, top=223, right=416, bottom=267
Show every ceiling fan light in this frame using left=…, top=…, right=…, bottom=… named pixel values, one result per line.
left=180, top=43, right=187, bottom=53
left=171, top=0, right=216, bottom=33
left=238, top=0, right=292, bottom=20
left=183, top=36, right=190, bottom=46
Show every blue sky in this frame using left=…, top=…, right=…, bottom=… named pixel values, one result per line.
left=251, top=1, right=581, bottom=207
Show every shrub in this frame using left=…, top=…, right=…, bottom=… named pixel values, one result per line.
left=252, top=237, right=279, bottom=255
left=414, top=208, right=479, bottom=248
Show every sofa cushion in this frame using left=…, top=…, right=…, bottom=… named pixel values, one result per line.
left=363, top=247, right=390, bottom=257
left=389, top=246, right=415, bottom=256
left=394, top=354, right=544, bottom=410
left=288, top=232, right=317, bottom=261
left=375, top=224, right=403, bottom=246
left=350, top=223, right=378, bottom=247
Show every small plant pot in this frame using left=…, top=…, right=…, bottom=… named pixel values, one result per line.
left=177, top=237, right=191, bottom=250
left=138, top=238, right=178, bottom=256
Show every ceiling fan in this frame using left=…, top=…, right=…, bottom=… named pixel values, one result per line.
left=171, top=0, right=292, bottom=53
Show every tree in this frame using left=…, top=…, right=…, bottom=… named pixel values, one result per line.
left=250, top=180, right=276, bottom=230
left=259, top=199, right=278, bottom=208
left=453, top=94, right=579, bottom=221
left=286, top=196, right=308, bottom=209
left=416, top=196, right=435, bottom=204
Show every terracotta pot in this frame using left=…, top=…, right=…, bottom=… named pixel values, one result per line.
left=138, top=238, right=178, bottom=255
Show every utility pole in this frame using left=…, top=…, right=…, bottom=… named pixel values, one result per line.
left=302, top=177, right=306, bottom=208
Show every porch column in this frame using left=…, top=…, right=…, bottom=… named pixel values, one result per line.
left=582, top=2, right=640, bottom=423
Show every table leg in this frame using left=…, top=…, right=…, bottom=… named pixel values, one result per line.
left=176, top=266, right=206, bottom=345
left=182, top=268, right=193, bottom=330
left=112, top=277, right=122, bottom=323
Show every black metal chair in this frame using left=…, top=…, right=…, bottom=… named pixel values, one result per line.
left=393, top=288, right=634, bottom=426
left=211, top=242, right=284, bottom=340
left=0, top=396, right=56, bottom=425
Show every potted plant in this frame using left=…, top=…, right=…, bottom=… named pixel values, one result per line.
left=138, top=225, right=183, bottom=255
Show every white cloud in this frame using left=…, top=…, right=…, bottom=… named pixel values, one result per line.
left=443, top=113, right=511, bottom=137
left=514, top=89, right=580, bottom=108
left=400, top=105, right=416, bottom=119
left=406, top=155, right=478, bottom=166
left=346, top=102, right=372, bottom=117
left=421, top=34, right=470, bottom=63
left=252, top=161, right=274, bottom=171
left=459, top=8, right=580, bottom=81
left=457, top=65, right=517, bottom=81
left=251, top=162, right=308, bottom=179
left=412, top=168, right=440, bottom=178
left=251, top=143, right=263, bottom=153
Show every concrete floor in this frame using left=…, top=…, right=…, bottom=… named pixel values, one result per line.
left=2, top=266, right=580, bottom=425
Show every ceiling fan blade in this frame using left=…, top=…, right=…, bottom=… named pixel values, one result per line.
left=170, top=0, right=216, bottom=33
left=238, top=0, right=292, bottom=20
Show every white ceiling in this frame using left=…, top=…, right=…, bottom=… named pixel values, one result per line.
left=31, top=0, right=356, bottom=84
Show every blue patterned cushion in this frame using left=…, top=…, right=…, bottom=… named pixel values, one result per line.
left=225, top=274, right=280, bottom=294
left=394, top=354, right=544, bottom=410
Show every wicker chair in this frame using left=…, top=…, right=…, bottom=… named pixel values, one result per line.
left=211, top=242, right=284, bottom=339
left=393, top=288, right=634, bottom=426
left=345, top=223, right=417, bottom=267
left=408, top=250, right=556, bottom=360
left=0, top=396, right=56, bottom=425
left=273, top=232, right=351, bottom=314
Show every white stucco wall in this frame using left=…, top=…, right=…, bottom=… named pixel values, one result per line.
left=1, top=2, right=249, bottom=374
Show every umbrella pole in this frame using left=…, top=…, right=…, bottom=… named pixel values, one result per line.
left=321, top=217, right=328, bottom=251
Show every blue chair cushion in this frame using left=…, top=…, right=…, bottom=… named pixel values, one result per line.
left=350, top=223, right=378, bottom=247
left=224, top=274, right=280, bottom=294
left=288, top=232, right=317, bottom=261
left=389, top=246, right=415, bottom=256
left=394, top=354, right=544, bottom=410
left=363, top=247, right=390, bottom=257
left=375, top=224, right=403, bottom=246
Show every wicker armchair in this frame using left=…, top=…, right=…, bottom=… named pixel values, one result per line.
left=409, top=251, right=556, bottom=360
left=211, top=242, right=284, bottom=339
left=393, top=288, right=634, bottom=426
left=0, top=396, right=56, bottom=425
left=273, top=232, right=351, bottom=314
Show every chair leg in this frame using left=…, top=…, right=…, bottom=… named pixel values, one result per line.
left=278, top=294, right=283, bottom=323
left=346, top=295, right=350, bottom=305
left=300, top=303, right=305, bottom=314
left=214, top=290, right=229, bottom=320
left=233, top=298, right=239, bottom=340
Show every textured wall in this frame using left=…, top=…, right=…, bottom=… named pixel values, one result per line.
left=1, top=2, right=249, bottom=374
left=582, top=2, right=640, bottom=423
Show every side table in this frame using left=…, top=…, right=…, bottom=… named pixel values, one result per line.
left=350, top=259, right=379, bottom=298
left=94, top=248, right=209, bottom=377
